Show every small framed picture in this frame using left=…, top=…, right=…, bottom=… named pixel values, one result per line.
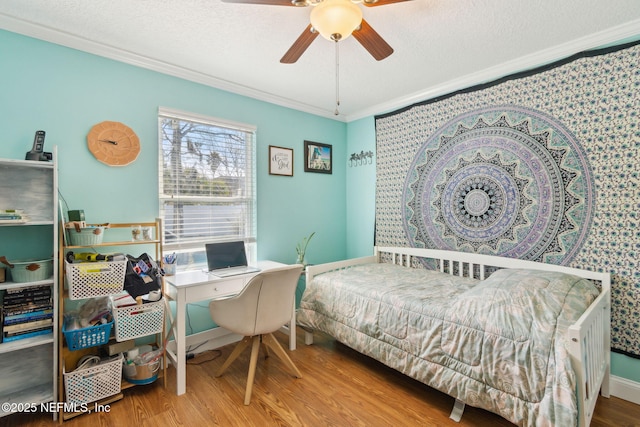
left=304, top=140, right=332, bottom=174
left=269, top=145, right=294, bottom=176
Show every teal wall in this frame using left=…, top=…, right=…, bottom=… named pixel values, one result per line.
left=345, top=116, right=376, bottom=259
left=611, top=352, right=640, bottom=383
left=1, top=28, right=346, bottom=334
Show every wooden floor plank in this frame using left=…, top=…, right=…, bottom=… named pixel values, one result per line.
left=5, top=328, right=639, bottom=426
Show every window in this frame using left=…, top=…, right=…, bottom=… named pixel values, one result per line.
left=158, top=107, right=257, bottom=266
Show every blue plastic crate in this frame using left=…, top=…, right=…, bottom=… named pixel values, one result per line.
left=63, top=319, right=113, bottom=351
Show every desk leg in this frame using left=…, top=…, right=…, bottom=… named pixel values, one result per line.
left=176, top=289, right=186, bottom=395
left=289, top=297, right=296, bottom=351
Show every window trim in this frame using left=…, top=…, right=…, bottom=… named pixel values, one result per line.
left=157, top=106, right=257, bottom=259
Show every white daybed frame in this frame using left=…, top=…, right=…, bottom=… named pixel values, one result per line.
left=304, top=246, right=611, bottom=427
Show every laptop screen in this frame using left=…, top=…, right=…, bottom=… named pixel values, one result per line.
left=205, top=241, right=248, bottom=271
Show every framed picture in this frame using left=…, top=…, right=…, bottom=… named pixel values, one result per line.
left=304, top=140, right=332, bottom=174
left=269, top=145, right=294, bottom=176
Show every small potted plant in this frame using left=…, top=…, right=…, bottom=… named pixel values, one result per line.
left=295, top=232, right=315, bottom=266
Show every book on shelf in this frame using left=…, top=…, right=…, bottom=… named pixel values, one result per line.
left=3, top=317, right=53, bottom=333
left=4, top=290, right=53, bottom=302
left=0, top=209, right=25, bottom=220
left=2, top=326, right=53, bottom=343
left=3, top=309, right=54, bottom=325
left=4, top=324, right=53, bottom=337
left=0, top=214, right=23, bottom=220
left=4, top=289, right=52, bottom=300
left=4, top=284, right=52, bottom=296
left=3, top=291, right=52, bottom=302
left=2, top=285, right=51, bottom=308
left=0, top=209, right=24, bottom=215
left=3, top=293, right=52, bottom=305
left=2, top=301, right=53, bottom=316
left=0, top=212, right=28, bottom=223
left=2, top=284, right=53, bottom=320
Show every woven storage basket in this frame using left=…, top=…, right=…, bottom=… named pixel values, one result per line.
left=67, top=225, right=106, bottom=246
left=64, top=355, right=122, bottom=405
left=112, top=299, right=164, bottom=341
left=62, top=319, right=113, bottom=351
left=66, top=259, right=127, bottom=300
left=8, top=259, right=53, bottom=283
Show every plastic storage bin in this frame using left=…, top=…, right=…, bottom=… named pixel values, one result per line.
left=65, top=259, right=127, bottom=300
left=67, top=225, right=107, bottom=246
left=62, top=319, right=113, bottom=351
left=6, top=258, right=53, bottom=283
left=112, top=299, right=164, bottom=341
left=64, top=355, right=123, bottom=405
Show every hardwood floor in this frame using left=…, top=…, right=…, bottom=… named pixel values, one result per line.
left=7, top=328, right=640, bottom=426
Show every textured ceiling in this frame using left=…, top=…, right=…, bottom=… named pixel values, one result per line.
left=1, top=0, right=639, bottom=121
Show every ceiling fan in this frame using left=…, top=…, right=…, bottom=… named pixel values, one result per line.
left=221, top=0, right=410, bottom=63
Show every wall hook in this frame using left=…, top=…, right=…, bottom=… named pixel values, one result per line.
left=349, top=150, right=374, bottom=167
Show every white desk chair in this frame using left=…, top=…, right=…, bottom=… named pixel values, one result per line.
left=208, top=264, right=303, bottom=405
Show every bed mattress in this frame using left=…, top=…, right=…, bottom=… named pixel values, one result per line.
left=297, top=263, right=599, bottom=426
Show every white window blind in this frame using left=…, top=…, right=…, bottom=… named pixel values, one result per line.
left=158, top=107, right=257, bottom=255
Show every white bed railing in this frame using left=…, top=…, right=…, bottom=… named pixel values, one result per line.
left=567, top=286, right=611, bottom=427
left=304, top=246, right=611, bottom=427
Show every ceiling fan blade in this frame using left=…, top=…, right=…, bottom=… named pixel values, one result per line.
left=361, top=0, right=411, bottom=6
left=352, top=19, right=394, bottom=61
left=280, top=24, right=319, bottom=63
left=221, top=0, right=297, bottom=5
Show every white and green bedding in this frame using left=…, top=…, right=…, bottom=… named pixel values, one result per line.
left=297, top=263, right=599, bottom=426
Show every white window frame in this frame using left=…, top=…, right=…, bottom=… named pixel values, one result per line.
left=158, top=107, right=257, bottom=267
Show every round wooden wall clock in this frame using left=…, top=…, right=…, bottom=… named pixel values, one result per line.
left=87, top=121, right=141, bottom=166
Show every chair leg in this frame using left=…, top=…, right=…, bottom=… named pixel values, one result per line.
left=244, top=335, right=261, bottom=405
left=216, top=336, right=251, bottom=377
left=262, top=333, right=302, bottom=378
left=261, top=339, right=270, bottom=358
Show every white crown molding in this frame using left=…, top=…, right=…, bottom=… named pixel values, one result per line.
left=0, top=12, right=341, bottom=121
left=347, top=18, right=640, bottom=122
left=1, top=13, right=638, bottom=123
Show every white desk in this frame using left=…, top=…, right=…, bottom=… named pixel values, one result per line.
left=163, top=260, right=295, bottom=396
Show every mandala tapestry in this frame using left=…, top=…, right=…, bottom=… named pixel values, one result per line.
left=375, top=41, right=640, bottom=358
left=403, top=105, right=593, bottom=264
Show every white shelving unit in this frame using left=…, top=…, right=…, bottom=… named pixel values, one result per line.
left=0, top=151, right=58, bottom=420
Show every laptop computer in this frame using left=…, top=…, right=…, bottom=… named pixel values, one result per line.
left=204, top=241, right=260, bottom=278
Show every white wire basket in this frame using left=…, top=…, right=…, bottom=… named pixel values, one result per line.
left=112, top=298, right=164, bottom=341
left=63, top=355, right=123, bottom=405
left=66, top=259, right=127, bottom=300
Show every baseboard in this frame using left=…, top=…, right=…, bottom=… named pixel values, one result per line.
left=186, top=329, right=242, bottom=355
left=166, top=327, right=242, bottom=357
left=610, top=375, right=640, bottom=405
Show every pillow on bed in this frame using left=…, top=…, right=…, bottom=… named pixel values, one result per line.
left=444, top=268, right=599, bottom=342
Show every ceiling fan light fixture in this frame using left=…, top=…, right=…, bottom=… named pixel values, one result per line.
left=310, top=0, right=363, bottom=41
